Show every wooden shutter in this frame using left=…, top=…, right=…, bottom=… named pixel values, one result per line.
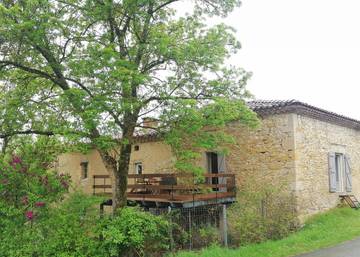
left=344, top=154, right=352, bottom=192
left=217, top=153, right=226, bottom=173
left=217, top=153, right=226, bottom=192
left=206, top=152, right=212, bottom=173
left=328, top=152, right=337, bottom=193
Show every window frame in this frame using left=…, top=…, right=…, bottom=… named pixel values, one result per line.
left=134, top=162, right=143, bottom=175
left=80, top=161, right=89, bottom=180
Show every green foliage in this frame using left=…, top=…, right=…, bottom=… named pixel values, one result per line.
left=196, top=225, right=221, bottom=247
left=0, top=138, right=171, bottom=257
left=0, top=152, right=70, bottom=230
left=0, top=192, right=172, bottom=257
left=0, top=0, right=258, bottom=213
left=99, top=207, right=171, bottom=257
left=0, top=193, right=103, bottom=257
left=164, top=99, right=259, bottom=175
left=0, top=0, right=250, bottom=148
left=227, top=180, right=296, bottom=246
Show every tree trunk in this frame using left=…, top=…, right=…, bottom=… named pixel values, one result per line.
left=1, top=137, right=9, bottom=154
left=113, top=143, right=132, bottom=211
left=98, top=141, right=133, bottom=213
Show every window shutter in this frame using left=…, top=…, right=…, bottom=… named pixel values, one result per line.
left=217, top=153, right=226, bottom=173
left=217, top=153, right=226, bottom=192
left=344, top=154, right=352, bottom=192
left=328, top=152, right=337, bottom=193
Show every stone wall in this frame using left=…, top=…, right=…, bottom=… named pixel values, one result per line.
left=57, top=141, right=174, bottom=195
left=224, top=113, right=296, bottom=193
left=294, top=114, right=360, bottom=220
left=56, top=111, right=360, bottom=221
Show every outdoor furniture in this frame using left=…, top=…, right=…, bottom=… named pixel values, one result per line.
left=159, top=176, right=177, bottom=195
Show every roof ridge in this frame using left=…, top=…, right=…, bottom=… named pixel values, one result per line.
left=248, top=99, right=360, bottom=130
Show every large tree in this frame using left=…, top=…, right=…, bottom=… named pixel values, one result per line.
left=0, top=0, right=257, bottom=211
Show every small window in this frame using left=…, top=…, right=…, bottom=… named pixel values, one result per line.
left=134, top=145, right=140, bottom=151
left=80, top=162, right=89, bottom=179
left=134, top=162, right=143, bottom=175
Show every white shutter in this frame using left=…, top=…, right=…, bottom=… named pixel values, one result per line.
left=344, top=154, right=352, bottom=192
left=328, top=152, right=337, bottom=193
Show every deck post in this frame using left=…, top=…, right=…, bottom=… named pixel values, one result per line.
left=93, top=176, right=95, bottom=195
left=168, top=206, right=174, bottom=252
left=188, top=208, right=192, bottom=250
left=220, top=204, right=228, bottom=247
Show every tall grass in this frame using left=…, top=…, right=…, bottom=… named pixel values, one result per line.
left=175, top=207, right=360, bottom=257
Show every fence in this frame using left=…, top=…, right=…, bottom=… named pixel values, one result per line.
left=150, top=204, right=228, bottom=251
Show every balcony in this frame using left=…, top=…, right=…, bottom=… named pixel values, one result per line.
left=93, top=173, right=236, bottom=208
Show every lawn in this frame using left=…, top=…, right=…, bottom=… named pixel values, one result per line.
left=175, top=207, right=360, bottom=257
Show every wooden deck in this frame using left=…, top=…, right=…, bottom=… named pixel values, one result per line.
left=93, top=173, right=236, bottom=207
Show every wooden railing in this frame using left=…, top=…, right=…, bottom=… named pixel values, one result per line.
left=93, top=173, right=236, bottom=204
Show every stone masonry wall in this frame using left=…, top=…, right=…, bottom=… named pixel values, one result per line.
left=294, top=114, right=360, bottom=220
left=57, top=111, right=360, bottom=221
left=224, top=113, right=297, bottom=194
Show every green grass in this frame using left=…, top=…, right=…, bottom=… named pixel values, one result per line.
left=175, top=207, right=360, bottom=257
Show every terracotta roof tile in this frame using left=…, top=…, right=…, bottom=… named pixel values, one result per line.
left=248, top=100, right=360, bottom=130
left=133, top=130, right=160, bottom=143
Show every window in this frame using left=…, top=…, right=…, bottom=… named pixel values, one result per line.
left=206, top=152, right=226, bottom=192
left=206, top=152, right=218, bottom=173
left=329, top=152, right=352, bottom=193
left=134, top=162, right=143, bottom=175
left=206, top=152, right=219, bottom=187
left=80, top=162, right=88, bottom=179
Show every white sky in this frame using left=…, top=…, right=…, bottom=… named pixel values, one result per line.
left=179, top=0, right=360, bottom=119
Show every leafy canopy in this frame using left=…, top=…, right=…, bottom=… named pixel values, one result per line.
left=0, top=0, right=258, bottom=175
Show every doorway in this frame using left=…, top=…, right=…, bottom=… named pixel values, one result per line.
left=206, top=152, right=219, bottom=186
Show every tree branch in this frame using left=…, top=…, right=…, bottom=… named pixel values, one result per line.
left=0, top=130, right=55, bottom=139
left=153, top=0, right=179, bottom=13
left=0, top=61, right=58, bottom=84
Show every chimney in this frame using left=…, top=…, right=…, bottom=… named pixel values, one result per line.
left=142, top=117, right=159, bottom=129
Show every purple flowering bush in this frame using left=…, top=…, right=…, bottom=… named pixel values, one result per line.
left=0, top=139, right=74, bottom=255
left=0, top=150, right=102, bottom=256
left=0, top=140, right=171, bottom=256
left=0, top=155, right=70, bottom=222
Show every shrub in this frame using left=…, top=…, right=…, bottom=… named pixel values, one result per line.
left=0, top=192, right=102, bottom=256
left=197, top=225, right=221, bottom=246
left=228, top=179, right=297, bottom=246
left=99, top=207, right=171, bottom=257
left=1, top=192, right=172, bottom=257
left=0, top=154, right=70, bottom=231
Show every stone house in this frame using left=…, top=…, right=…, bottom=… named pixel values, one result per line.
left=57, top=100, right=360, bottom=221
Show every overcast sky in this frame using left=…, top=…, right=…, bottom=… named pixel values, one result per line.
left=181, top=0, right=360, bottom=119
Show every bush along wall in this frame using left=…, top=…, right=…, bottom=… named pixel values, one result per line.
left=227, top=179, right=298, bottom=246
